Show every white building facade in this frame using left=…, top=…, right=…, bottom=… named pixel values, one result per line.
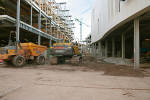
left=91, top=0, right=150, bottom=42
left=91, top=0, right=150, bottom=68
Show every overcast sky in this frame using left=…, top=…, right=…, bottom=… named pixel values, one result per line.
left=55, top=0, right=95, bottom=41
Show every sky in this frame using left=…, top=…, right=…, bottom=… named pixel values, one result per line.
left=55, top=0, right=95, bottom=41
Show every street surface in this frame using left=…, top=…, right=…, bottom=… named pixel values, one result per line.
left=0, top=64, right=150, bottom=100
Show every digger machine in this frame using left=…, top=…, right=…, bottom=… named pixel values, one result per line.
left=50, top=42, right=82, bottom=65
left=0, top=31, right=47, bottom=67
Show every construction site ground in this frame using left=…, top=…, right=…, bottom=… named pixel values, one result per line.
left=0, top=58, right=150, bottom=100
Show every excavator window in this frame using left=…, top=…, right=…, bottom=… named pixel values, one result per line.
left=8, top=31, right=16, bottom=46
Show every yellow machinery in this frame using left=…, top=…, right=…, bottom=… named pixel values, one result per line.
left=50, top=42, right=82, bottom=65
left=0, top=32, right=47, bottom=67
left=0, top=43, right=47, bottom=67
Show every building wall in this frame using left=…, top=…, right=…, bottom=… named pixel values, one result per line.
left=91, top=0, right=150, bottom=43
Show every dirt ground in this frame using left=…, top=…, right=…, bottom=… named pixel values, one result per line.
left=0, top=59, right=150, bottom=100
left=82, top=59, right=150, bottom=77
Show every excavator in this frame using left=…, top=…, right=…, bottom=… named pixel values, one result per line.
left=50, top=41, right=82, bottom=65
left=0, top=31, right=47, bottom=67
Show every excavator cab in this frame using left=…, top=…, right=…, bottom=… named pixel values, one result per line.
left=8, top=31, right=16, bottom=46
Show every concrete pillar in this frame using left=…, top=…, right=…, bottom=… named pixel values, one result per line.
left=92, top=43, right=95, bottom=56
left=98, top=41, right=102, bottom=57
left=105, top=40, right=108, bottom=57
left=38, top=13, right=41, bottom=45
left=134, top=18, right=140, bottom=68
left=122, top=33, right=125, bottom=59
left=38, top=0, right=41, bottom=45
left=93, top=43, right=96, bottom=56
left=95, top=43, right=97, bottom=56
left=92, top=44, right=94, bottom=56
left=101, top=45, right=105, bottom=57
left=91, top=44, right=93, bottom=56
left=112, top=38, right=115, bottom=57
left=90, top=45, right=92, bottom=55
left=16, top=0, right=20, bottom=53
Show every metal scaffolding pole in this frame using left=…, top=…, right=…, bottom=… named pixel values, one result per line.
left=42, top=0, right=44, bottom=10
left=57, top=26, right=59, bottom=39
left=16, top=0, right=21, bottom=52
left=80, top=22, right=82, bottom=42
left=46, top=19, right=48, bottom=33
left=31, top=6, right=33, bottom=26
left=45, top=0, right=46, bottom=13
left=50, top=19, right=52, bottom=35
left=49, top=19, right=52, bottom=46
left=46, top=0, right=48, bottom=14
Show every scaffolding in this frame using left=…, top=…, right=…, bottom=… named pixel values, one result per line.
left=0, top=0, right=74, bottom=46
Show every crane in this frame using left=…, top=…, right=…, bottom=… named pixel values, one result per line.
left=74, top=18, right=89, bottom=42
left=75, top=18, right=89, bottom=54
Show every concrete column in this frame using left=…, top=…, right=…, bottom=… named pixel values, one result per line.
left=112, top=38, right=115, bottom=57
left=91, top=44, right=93, bottom=56
left=38, top=0, right=41, bottom=45
left=91, top=44, right=94, bottom=56
left=102, top=44, right=104, bottom=57
left=134, top=18, right=140, bottom=68
left=38, top=14, right=41, bottom=45
left=92, top=44, right=95, bottom=56
left=122, top=33, right=125, bottom=59
left=89, top=45, right=91, bottom=55
left=98, top=41, right=102, bottom=57
left=16, top=0, right=20, bottom=53
left=105, top=40, right=108, bottom=57
left=92, top=44, right=94, bottom=56
left=95, top=43, right=97, bottom=56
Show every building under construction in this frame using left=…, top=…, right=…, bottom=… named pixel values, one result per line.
left=0, top=0, right=74, bottom=47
